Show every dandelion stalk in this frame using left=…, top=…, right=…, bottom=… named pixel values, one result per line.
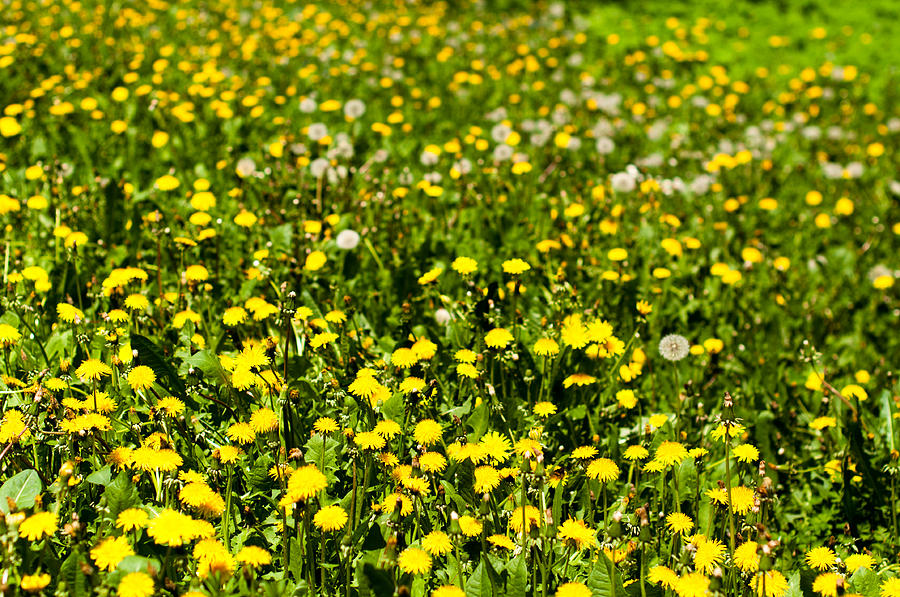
left=723, top=393, right=738, bottom=592
left=672, top=467, right=681, bottom=513
left=892, top=473, right=899, bottom=544
left=305, top=502, right=316, bottom=596
left=610, top=557, right=617, bottom=597
left=349, top=457, right=358, bottom=536
left=319, top=533, right=326, bottom=593
left=223, top=464, right=233, bottom=550
left=640, top=546, right=648, bottom=597
left=520, top=468, right=528, bottom=556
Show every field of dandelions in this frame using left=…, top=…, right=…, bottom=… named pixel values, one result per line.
left=0, top=0, right=899, bottom=596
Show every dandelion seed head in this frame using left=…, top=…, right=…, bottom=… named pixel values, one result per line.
left=336, top=229, right=360, bottom=250
left=659, top=334, right=689, bottom=361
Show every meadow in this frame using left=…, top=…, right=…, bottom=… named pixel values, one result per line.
left=0, top=0, right=898, bottom=595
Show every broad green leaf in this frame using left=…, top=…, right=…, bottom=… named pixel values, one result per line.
left=289, top=537, right=303, bottom=582
left=106, top=556, right=161, bottom=586
left=625, top=582, right=663, bottom=597
left=586, top=551, right=625, bottom=597
left=551, top=484, right=564, bottom=537
left=59, top=547, right=89, bottom=596
left=247, top=454, right=275, bottom=491
left=440, top=480, right=469, bottom=513
left=411, top=575, right=427, bottom=597
left=181, top=349, right=230, bottom=387
left=466, top=402, right=489, bottom=440
left=782, top=571, right=803, bottom=597
left=358, top=562, right=394, bottom=597
left=381, top=391, right=405, bottom=423
left=0, top=469, right=42, bottom=514
left=304, top=434, right=339, bottom=480
left=86, top=466, right=112, bottom=486
left=115, top=555, right=160, bottom=575
left=131, top=333, right=187, bottom=399
left=466, top=559, right=492, bottom=597
left=103, top=471, right=139, bottom=520
left=44, top=329, right=73, bottom=361
left=850, top=568, right=881, bottom=597
left=505, top=553, right=527, bottom=595
left=677, top=459, right=698, bottom=507
left=881, top=389, right=896, bottom=452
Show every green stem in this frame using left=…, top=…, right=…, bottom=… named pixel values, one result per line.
left=223, top=465, right=233, bottom=550
left=640, top=546, right=648, bottom=597
left=673, top=468, right=681, bottom=514
left=305, top=503, right=316, bottom=596
left=724, top=431, right=737, bottom=591
left=892, top=475, right=899, bottom=545
left=610, top=557, right=617, bottom=597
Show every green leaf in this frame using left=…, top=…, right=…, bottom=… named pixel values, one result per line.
left=381, top=391, right=405, bottom=423
left=440, top=480, right=468, bottom=513
left=289, top=537, right=303, bottom=582
left=881, top=389, right=896, bottom=452
left=358, top=562, right=394, bottom=597
left=850, top=568, right=881, bottom=597
left=44, top=329, right=73, bottom=362
left=569, top=403, right=587, bottom=420
left=86, top=466, right=112, bottom=486
left=115, top=555, right=159, bottom=575
left=466, top=402, right=489, bottom=441
left=181, top=349, right=230, bottom=387
left=586, top=551, right=625, bottom=597
left=551, top=485, right=564, bottom=540
left=677, top=459, right=698, bottom=508
left=505, top=553, right=527, bottom=595
left=304, top=434, right=339, bottom=479
left=103, top=471, right=139, bottom=520
left=359, top=523, right=387, bottom=551
left=131, top=333, right=187, bottom=399
left=59, top=547, right=89, bottom=596
left=247, top=454, right=275, bottom=491
left=466, top=559, right=492, bottom=597
left=785, top=571, right=806, bottom=597
left=106, top=555, right=161, bottom=586
left=625, top=582, right=662, bottom=597
left=0, top=469, right=42, bottom=514
left=411, top=575, right=427, bottom=597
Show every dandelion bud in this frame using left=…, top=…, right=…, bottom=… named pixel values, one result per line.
left=479, top=494, right=491, bottom=515
left=59, top=461, right=75, bottom=478
left=448, top=511, right=462, bottom=536
left=607, top=518, right=623, bottom=538
left=638, top=525, right=652, bottom=542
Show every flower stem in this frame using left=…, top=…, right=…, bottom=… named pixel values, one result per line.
left=223, top=465, right=233, bottom=550
left=724, top=426, right=737, bottom=591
